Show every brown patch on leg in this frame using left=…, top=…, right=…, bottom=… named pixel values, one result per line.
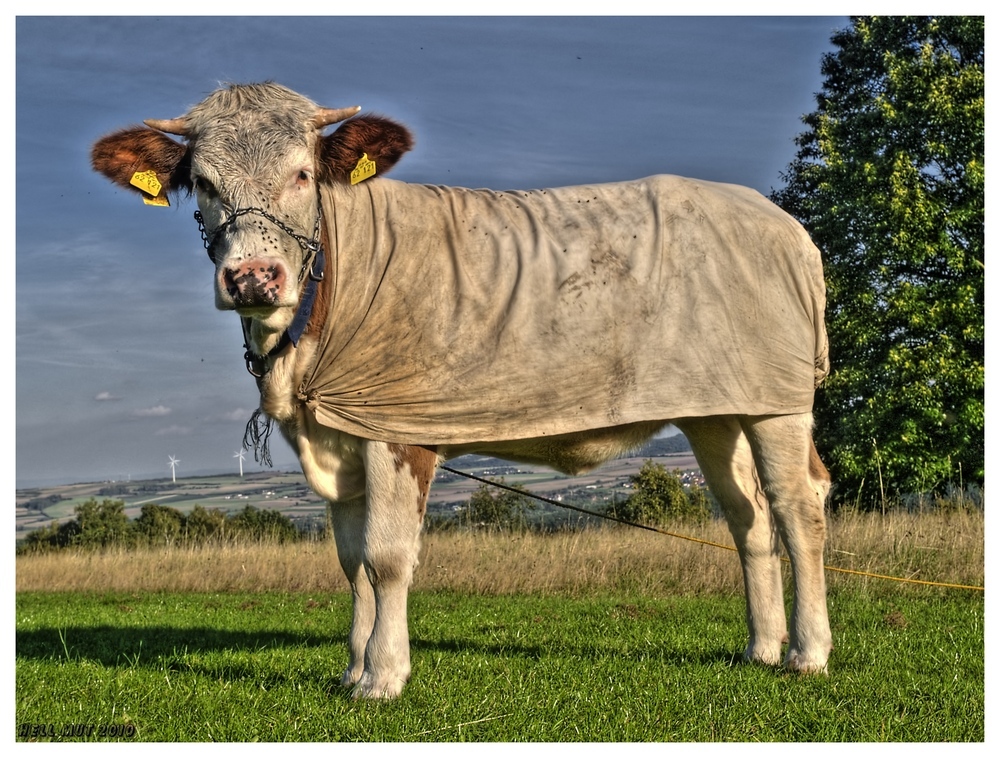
left=388, top=444, right=438, bottom=517
left=807, top=436, right=832, bottom=519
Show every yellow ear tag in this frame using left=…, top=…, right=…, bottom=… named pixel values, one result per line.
left=130, top=170, right=170, bottom=206
left=350, top=153, right=377, bottom=185
left=130, top=169, right=162, bottom=196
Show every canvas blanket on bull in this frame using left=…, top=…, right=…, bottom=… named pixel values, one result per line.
left=294, top=174, right=828, bottom=444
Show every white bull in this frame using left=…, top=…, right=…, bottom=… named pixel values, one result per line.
left=92, top=82, right=833, bottom=699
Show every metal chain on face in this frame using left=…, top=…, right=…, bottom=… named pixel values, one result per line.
left=194, top=193, right=324, bottom=283
left=191, top=191, right=328, bottom=381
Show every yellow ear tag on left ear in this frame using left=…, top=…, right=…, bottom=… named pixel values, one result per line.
left=130, top=170, right=170, bottom=206
left=130, top=169, right=162, bottom=196
left=350, top=153, right=377, bottom=185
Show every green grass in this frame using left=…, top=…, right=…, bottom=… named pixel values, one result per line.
left=16, top=589, right=983, bottom=742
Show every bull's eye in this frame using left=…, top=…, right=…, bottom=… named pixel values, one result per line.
left=194, top=175, right=217, bottom=197
left=294, top=169, right=312, bottom=188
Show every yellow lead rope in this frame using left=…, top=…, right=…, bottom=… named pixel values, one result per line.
left=440, top=465, right=984, bottom=593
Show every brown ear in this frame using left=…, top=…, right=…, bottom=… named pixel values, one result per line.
left=318, top=115, right=414, bottom=184
left=91, top=126, right=192, bottom=198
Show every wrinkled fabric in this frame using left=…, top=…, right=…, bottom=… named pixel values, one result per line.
left=296, top=174, right=827, bottom=444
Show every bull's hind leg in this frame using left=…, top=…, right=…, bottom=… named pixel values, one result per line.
left=329, top=495, right=374, bottom=688
left=351, top=442, right=436, bottom=699
left=740, top=413, right=832, bottom=673
left=676, top=416, right=788, bottom=666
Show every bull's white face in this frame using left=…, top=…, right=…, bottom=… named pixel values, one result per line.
left=192, top=141, right=319, bottom=329
left=182, top=87, right=327, bottom=347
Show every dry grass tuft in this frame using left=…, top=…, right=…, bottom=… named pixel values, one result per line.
left=16, top=508, right=983, bottom=598
left=415, top=525, right=747, bottom=596
left=824, top=506, right=985, bottom=591
left=15, top=540, right=349, bottom=594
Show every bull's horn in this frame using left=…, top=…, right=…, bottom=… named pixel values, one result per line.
left=144, top=118, right=190, bottom=136
left=312, top=106, right=362, bottom=129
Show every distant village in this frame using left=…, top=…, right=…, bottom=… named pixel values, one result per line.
left=17, top=434, right=699, bottom=540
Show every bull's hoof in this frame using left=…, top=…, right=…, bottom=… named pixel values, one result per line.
left=340, top=667, right=363, bottom=689
left=743, top=642, right=784, bottom=667
left=784, top=649, right=830, bottom=675
left=351, top=672, right=407, bottom=700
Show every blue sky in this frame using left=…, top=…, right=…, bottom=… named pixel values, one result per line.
left=15, top=14, right=846, bottom=487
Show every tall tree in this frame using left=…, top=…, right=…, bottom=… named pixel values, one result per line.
left=772, top=17, right=984, bottom=505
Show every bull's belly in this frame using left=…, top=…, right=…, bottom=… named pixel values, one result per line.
left=439, top=419, right=669, bottom=475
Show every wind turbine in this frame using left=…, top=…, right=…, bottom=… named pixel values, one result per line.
left=168, top=455, right=180, bottom=483
left=234, top=448, right=246, bottom=477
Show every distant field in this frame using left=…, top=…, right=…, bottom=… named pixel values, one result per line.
left=16, top=453, right=701, bottom=540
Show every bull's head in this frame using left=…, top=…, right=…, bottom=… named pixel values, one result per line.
left=91, top=82, right=413, bottom=355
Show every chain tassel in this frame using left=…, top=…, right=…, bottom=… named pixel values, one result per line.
left=243, top=408, right=274, bottom=467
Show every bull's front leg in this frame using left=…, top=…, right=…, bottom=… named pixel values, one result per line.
left=351, top=441, right=436, bottom=699
left=329, top=494, right=374, bottom=688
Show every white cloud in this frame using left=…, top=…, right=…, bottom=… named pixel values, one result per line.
left=133, top=405, right=171, bottom=417
left=94, top=391, right=120, bottom=401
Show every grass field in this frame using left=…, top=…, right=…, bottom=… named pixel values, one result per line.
left=15, top=509, right=985, bottom=742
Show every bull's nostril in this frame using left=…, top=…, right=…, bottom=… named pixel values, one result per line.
left=222, top=261, right=286, bottom=306
left=223, top=269, right=240, bottom=298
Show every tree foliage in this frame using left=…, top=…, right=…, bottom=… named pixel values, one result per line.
left=17, top=499, right=302, bottom=554
left=228, top=505, right=300, bottom=543
left=71, top=498, right=131, bottom=548
left=134, top=503, right=185, bottom=547
left=464, top=479, right=535, bottom=531
left=185, top=504, right=228, bottom=543
left=771, top=16, right=984, bottom=505
left=611, top=461, right=711, bottom=526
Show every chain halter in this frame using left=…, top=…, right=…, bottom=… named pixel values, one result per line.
left=193, top=193, right=327, bottom=378
left=194, top=192, right=324, bottom=275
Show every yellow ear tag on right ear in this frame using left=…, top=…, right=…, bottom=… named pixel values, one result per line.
left=350, top=153, right=377, bottom=185
left=142, top=194, right=170, bottom=207
left=130, top=169, right=163, bottom=196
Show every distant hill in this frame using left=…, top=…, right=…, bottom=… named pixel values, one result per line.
left=631, top=433, right=692, bottom=457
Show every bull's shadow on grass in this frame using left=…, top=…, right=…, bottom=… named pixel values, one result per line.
left=17, top=622, right=744, bottom=685
left=16, top=625, right=329, bottom=667
left=16, top=624, right=353, bottom=695
left=408, top=636, right=743, bottom=670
